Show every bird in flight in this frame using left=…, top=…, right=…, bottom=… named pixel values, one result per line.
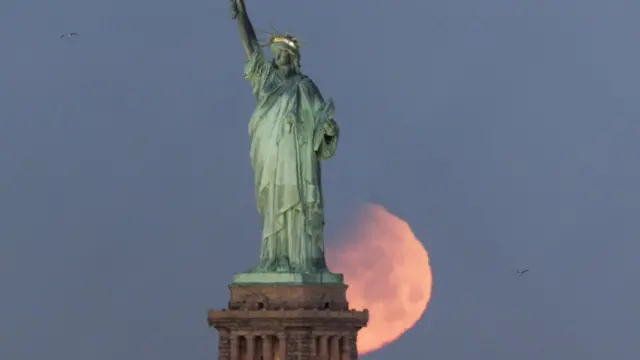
left=516, top=269, right=529, bottom=276
left=60, top=32, right=79, bottom=39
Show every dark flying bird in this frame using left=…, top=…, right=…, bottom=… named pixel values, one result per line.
left=516, top=269, right=529, bottom=276
left=60, top=32, right=79, bottom=39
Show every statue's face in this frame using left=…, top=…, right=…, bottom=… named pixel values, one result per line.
left=274, top=48, right=293, bottom=67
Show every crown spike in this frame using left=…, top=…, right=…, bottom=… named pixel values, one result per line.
left=259, top=23, right=303, bottom=51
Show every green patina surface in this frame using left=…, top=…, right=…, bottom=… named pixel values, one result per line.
left=231, top=271, right=344, bottom=285
left=229, top=0, right=344, bottom=284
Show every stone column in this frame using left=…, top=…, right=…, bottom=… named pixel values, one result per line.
left=349, top=334, right=358, bottom=360
left=230, top=334, right=239, bottom=360
left=262, top=335, right=272, bottom=360
left=319, top=335, right=329, bottom=359
left=330, top=336, right=340, bottom=360
left=246, top=334, right=255, bottom=360
left=309, top=334, right=317, bottom=357
left=341, top=335, right=351, bottom=360
left=278, top=333, right=286, bottom=360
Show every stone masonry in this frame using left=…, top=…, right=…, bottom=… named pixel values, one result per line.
left=208, top=283, right=368, bottom=360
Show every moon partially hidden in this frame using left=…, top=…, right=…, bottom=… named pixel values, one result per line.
left=326, top=203, right=432, bottom=355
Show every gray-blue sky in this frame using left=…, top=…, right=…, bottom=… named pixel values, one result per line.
left=2, top=0, right=639, bottom=358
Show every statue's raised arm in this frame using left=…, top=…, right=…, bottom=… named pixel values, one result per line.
left=230, top=0, right=260, bottom=58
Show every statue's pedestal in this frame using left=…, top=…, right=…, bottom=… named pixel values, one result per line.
left=227, top=282, right=348, bottom=311
left=208, top=281, right=368, bottom=359
left=231, top=271, right=344, bottom=285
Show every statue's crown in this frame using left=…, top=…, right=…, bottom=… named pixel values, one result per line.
left=269, top=35, right=299, bottom=50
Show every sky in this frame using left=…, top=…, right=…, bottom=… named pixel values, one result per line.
left=1, top=0, right=639, bottom=359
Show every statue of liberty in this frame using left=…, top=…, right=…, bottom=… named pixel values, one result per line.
left=229, top=0, right=342, bottom=282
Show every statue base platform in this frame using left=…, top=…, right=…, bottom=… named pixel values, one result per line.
left=231, top=271, right=344, bottom=285
left=208, top=281, right=368, bottom=359
left=226, top=281, right=351, bottom=311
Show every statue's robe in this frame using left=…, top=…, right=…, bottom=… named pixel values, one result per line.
left=244, top=50, right=338, bottom=273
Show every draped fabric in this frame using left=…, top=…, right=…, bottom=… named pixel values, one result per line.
left=244, top=50, right=338, bottom=273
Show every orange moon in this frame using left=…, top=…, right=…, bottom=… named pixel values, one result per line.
left=326, top=203, right=432, bottom=355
